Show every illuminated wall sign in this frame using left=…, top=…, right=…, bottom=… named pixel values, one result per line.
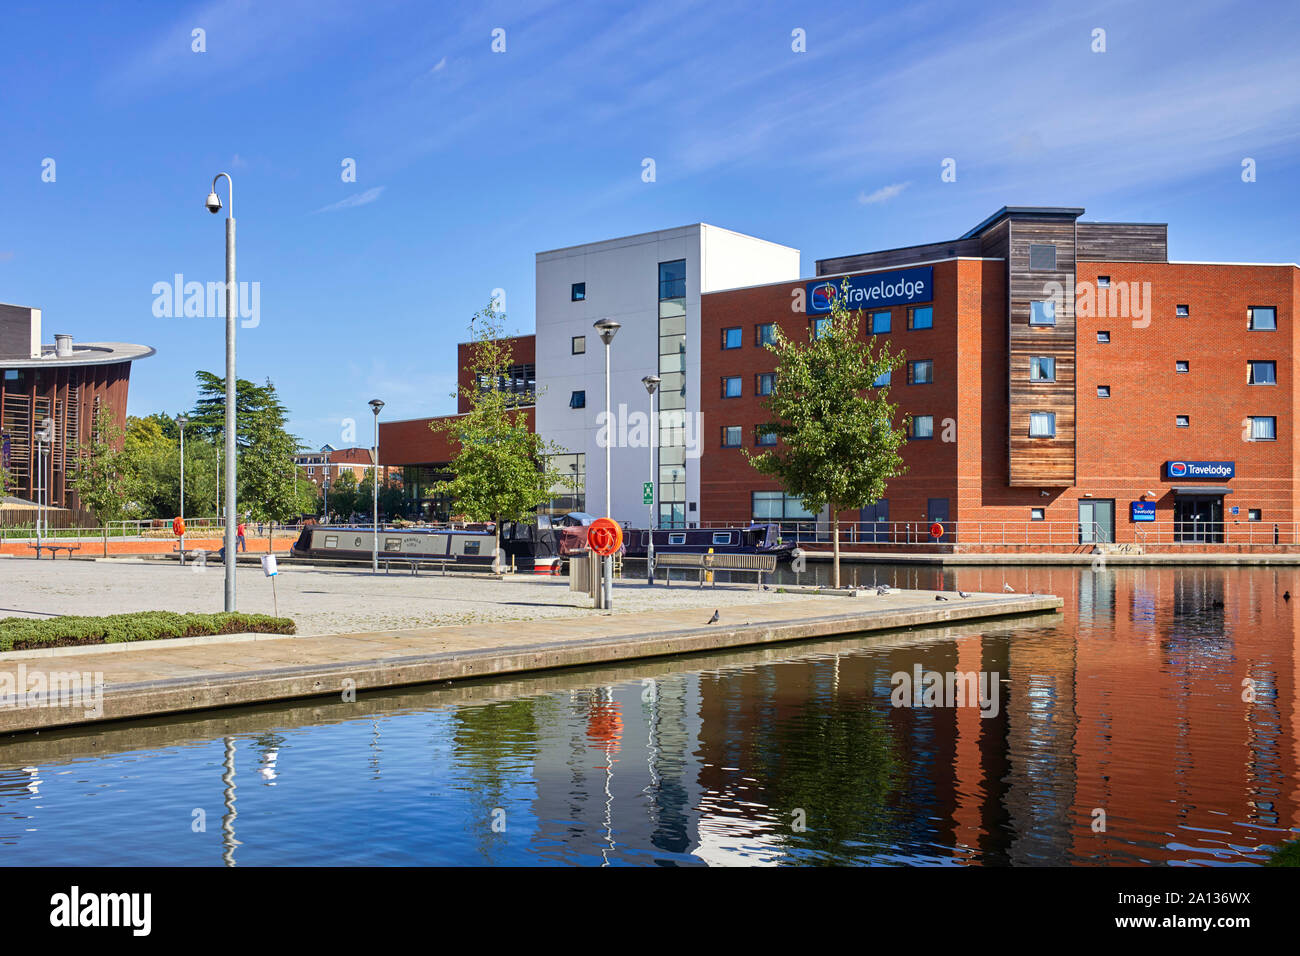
left=1164, top=460, right=1235, bottom=479
left=1130, top=501, right=1156, bottom=522
left=807, top=266, right=933, bottom=314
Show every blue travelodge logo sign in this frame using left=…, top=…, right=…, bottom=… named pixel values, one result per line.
left=1130, top=501, right=1156, bottom=522
left=1165, top=460, right=1235, bottom=480
left=807, top=266, right=933, bottom=314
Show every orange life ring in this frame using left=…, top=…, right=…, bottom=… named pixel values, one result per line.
left=173, top=516, right=186, bottom=537
left=587, top=518, right=623, bottom=556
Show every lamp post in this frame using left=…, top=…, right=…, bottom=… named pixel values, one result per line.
left=593, top=318, right=620, bottom=610
left=205, top=173, right=237, bottom=611
left=641, top=374, right=660, bottom=585
left=176, top=414, right=188, bottom=563
left=369, top=399, right=384, bottom=573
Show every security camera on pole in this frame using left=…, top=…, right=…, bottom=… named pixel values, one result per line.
left=204, top=173, right=237, bottom=611
left=593, top=318, right=620, bottom=610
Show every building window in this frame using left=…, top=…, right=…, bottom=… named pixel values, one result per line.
left=1029, top=412, right=1056, bottom=438
left=1031, top=508, right=1045, bottom=521
left=1097, top=330, right=1110, bottom=343
left=571, top=335, right=586, bottom=355
left=1176, top=414, right=1189, bottom=427
left=722, top=426, right=742, bottom=448
left=752, top=491, right=816, bottom=524
left=756, top=426, right=777, bottom=447
left=908, top=360, right=933, bottom=384
left=870, top=311, right=890, bottom=334
left=1097, top=276, right=1110, bottom=288
left=756, top=372, right=775, bottom=396
left=658, top=260, right=686, bottom=300
left=1029, top=244, right=1057, bottom=271
left=1175, top=359, right=1189, bottom=373
left=908, top=306, right=933, bottom=330
left=571, top=282, right=586, bottom=302
left=1029, top=356, right=1055, bottom=382
left=811, top=317, right=831, bottom=339
left=722, top=327, right=742, bottom=350
left=1249, top=416, right=1277, bottom=441
left=1248, top=306, right=1277, bottom=330
left=569, top=390, right=586, bottom=409
left=1249, top=509, right=1262, bottom=521
left=911, top=415, right=934, bottom=439
left=1097, top=385, right=1111, bottom=398
left=872, top=369, right=891, bottom=387
left=722, top=376, right=742, bottom=399
left=1030, top=300, right=1056, bottom=326
left=1248, top=360, right=1277, bottom=384
left=1176, top=304, right=1189, bottom=317
left=756, top=323, right=776, bottom=347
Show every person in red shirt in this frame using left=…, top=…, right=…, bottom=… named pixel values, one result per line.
left=236, top=521, right=247, bottom=552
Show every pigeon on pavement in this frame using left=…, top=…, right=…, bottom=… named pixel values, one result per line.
left=707, top=609, right=720, bottom=624
left=935, top=595, right=949, bottom=602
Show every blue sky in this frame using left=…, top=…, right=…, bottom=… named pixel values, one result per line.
left=1, top=0, right=1297, bottom=449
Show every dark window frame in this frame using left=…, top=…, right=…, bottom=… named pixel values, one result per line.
left=722, top=327, right=743, bottom=350
left=571, top=282, right=586, bottom=302
left=721, top=425, right=742, bottom=448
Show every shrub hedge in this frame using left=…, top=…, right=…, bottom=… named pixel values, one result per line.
left=0, top=611, right=296, bottom=652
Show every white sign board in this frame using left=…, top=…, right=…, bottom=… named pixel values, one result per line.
left=261, top=554, right=278, bottom=577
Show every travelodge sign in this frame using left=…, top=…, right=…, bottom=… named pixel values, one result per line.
left=1164, top=460, right=1235, bottom=480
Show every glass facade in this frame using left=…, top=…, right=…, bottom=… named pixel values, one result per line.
left=543, top=452, right=585, bottom=516
left=658, top=259, right=688, bottom=528
left=401, top=465, right=455, bottom=521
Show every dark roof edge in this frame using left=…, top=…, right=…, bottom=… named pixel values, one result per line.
left=959, top=206, right=1086, bottom=240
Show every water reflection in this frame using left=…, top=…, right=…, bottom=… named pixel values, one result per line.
left=0, top=564, right=1297, bottom=866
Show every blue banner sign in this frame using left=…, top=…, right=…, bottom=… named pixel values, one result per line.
left=1164, top=460, right=1235, bottom=480
left=807, top=266, right=933, bottom=314
left=1131, top=501, right=1156, bottom=522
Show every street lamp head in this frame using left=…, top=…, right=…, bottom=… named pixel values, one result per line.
left=175, top=413, right=188, bottom=429
left=593, top=318, right=621, bottom=346
left=205, top=191, right=223, bottom=214
left=642, top=374, right=661, bottom=395
left=368, top=398, right=385, bottom=415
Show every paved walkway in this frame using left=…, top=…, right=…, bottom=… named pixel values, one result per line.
left=0, top=589, right=1060, bottom=733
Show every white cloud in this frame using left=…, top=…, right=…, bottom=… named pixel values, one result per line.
left=430, top=56, right=447, bottom=73
left=858, top=182, right=910, bottom=205
left=314, top=186, right=386, bottom=213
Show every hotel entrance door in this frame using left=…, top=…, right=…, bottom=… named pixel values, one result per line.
left=1174, top=495, right=1223, bottom=543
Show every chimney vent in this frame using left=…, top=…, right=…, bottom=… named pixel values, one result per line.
left=55, top=334, right=73, bottom=357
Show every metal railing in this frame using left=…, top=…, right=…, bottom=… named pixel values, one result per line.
left=694, top=518, right=1300, bottom=548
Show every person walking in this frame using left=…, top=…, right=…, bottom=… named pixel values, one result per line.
left=236, top=520, right=247, bottom=552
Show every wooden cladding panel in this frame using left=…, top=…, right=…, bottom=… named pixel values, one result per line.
left=1076, top=222, right=1167, bottom=263
left=1007, top=219, right=1076, bottom=486
left=817, top=237, right=983, bottom=276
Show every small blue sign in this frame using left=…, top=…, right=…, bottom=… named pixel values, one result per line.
left=1230, top=505, right=1240, bottom=515
left=1131, top=501, right=1156, bottom=522
left=1165, top=460, right=1235, bottom=480
left=807, top=266, right=933, bottom=314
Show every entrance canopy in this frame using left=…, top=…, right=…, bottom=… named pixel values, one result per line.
left=1170, top=486, right=1233, bottom=495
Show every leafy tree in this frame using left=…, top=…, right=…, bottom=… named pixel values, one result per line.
left=187, top=371, right=289, bottom=448
left=237, top=415, right=303, bottom=523
left=433, top=303, right=562, bottom=558
left=71, top=407, right=140, bottom=523
left=747, top=279, right=909, bottom=587
left=324, top=468, right=358, bottom=520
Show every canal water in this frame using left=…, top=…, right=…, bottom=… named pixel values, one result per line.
left=1, top=563, right=1296, bottom=866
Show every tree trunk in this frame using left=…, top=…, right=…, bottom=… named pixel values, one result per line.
left=833, top=511, right=841, bottom=588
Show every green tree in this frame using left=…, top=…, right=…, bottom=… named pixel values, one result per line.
left=324, top=468, right=358, bottom=520
left=71, top=407, right=141, bottom=523
left=237, top=415, right=303, bottom=523
left=433, top=304, right=562, bottom=558
left=187, top=371, right=289, bottom=448
left=747, top=279, right=909, bottom=587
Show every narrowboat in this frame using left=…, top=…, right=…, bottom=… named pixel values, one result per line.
left=290, top=523, right=564, bottom=573
left=621, top=523, right=793, bottom=559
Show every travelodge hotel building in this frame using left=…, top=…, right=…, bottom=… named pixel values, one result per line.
left=384, top=206, right=1299, bottom=551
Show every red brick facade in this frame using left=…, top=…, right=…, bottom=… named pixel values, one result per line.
left=701, top=257, right=1299, bottom=549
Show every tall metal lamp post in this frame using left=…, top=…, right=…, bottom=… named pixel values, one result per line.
left=369, top=399, right=384, bottom=573
left=176, top=413, right=188, bottom=562
left=205, top=173, right=237, bottom=611
left=593, top=318, right=620, bottom=609
left=641, top=375, right=660, bottom=585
